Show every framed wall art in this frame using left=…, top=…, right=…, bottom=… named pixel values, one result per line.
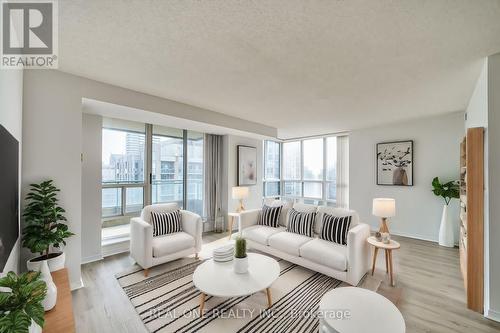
left=377, top=140, right=413, bottom=186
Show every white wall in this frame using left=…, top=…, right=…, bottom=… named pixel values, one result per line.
left=81, top=113, right=103, bottom=263
left=222, top=135, right=263, bottom=230
left=350, top=112, right=464, bottom=242
left=0, top=69, right=23, bottom=275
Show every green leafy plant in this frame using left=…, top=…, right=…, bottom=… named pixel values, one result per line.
left=234, top=237, right=247, bottom=258
left=0, top=271, right=47, bottom=333
left=432, top=177, right=460, bottom=205
left=22, top=180, right=74, bottom=259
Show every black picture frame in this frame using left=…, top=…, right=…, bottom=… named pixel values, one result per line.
left=237, top=145, right=257, bottom=186
left=376, top=140, right=414, bottom=186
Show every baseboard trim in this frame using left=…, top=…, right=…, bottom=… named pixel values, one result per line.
left=81, top=254, right=104, bottom=265
left=70, top=277, right=84, bottom=291
left=102, top=240, right=130, bottom=258
left=486, top=309, right=500, bottom=322
left=369, top=227, right=442, bottom=244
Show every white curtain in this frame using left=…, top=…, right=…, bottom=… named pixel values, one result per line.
left=204, top=134, right=224, bottom=229
left=336, top=135, right=349, bottom=209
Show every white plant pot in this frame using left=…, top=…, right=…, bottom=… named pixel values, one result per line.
left=29, top=320, right=42, bottom=333
left=233, top=256, right=249, bottom=274
left=27, top=251, right=65, bottom=272
left=39, top=260, right=58, bottom=311
left=438, top=204, right=454, bottom=247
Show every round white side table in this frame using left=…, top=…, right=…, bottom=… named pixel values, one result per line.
left=319, top=287, right=405, bottom=333
left=193, top=253, right=280, bottom=314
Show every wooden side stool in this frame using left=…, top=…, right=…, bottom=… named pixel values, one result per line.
left=367, top=236, right=401, bottom=286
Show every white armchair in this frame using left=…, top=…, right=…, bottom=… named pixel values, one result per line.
left=130, top=203, right=202, bottom=276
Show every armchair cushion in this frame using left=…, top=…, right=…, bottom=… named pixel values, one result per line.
left=141, top=203, right=179, bottom=223
left=151, top=210, right=182, bottom=236
left=152, top=231, right=195, bottom=258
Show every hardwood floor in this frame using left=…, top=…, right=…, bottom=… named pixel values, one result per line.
left=72, top=233, right=500, bottom=333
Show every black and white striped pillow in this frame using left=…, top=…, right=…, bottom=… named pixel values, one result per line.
left=151, top=210, right=182, bottom=237
left=258, top=205, right=282, bottom=228
left=286, top=208, right=316, bottom=237
left=320, top=214, right=352, bottom=245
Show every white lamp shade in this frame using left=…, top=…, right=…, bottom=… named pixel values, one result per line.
left=372, top=198, right=396, bottom=217
left=232, top=186, right=249, bottom=200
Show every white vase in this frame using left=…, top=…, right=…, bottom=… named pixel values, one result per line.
left=27, top=251, right=65, bottom=272
left=39, top=260, right=57, bottom=311
left=29, top=320, right=42, bottom=333
left=438, top=204, right=454, bottom=247
left=233, top=256, right=248, bottom=274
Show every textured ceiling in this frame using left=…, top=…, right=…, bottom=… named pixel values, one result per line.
left=59, top=0, right=500, bottom=138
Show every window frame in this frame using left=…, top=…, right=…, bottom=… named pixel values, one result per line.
left=276, top=135, right=344, bottom=206
left=101, top=121, right=205, bottom=242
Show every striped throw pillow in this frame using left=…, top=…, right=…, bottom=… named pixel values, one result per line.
left=258, top=205, right=282, bottom=228
left=151, top=210, right=182, bottom=237
left=287, top=208, right=316, bottom=237
left=320, top=214, right=352, bottom=245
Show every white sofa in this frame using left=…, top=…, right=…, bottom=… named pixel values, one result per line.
left=238, top=201, right=371, bottom=286
left=130, top=203, right=202, bottom=276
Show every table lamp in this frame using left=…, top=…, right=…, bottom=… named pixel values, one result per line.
left=232, top=186, right=249, bottom=212
left=372, top=198, right=396, bottom=233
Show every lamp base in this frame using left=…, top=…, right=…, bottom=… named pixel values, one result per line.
left=236, top=200, right=245, bottom=213
left=379, top=217, right=390, bottom=234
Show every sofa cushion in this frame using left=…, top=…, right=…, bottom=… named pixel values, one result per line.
left=264, top=199, right=293, bottom=227
left=268, top=231, right=313, bottom=256
left=287, top=208, right=316, bottom=237
left=258, top=205, right=282, bottom=228
left=286, top=202, right=318, bottom=227
left=299, top=238, right=348, bottom=271
left=320, top=214, right=352, bottom=245
left=242, top=225, right=285, bottom=245
left=315, top=206, right=359, bottom=234
left=152, top=231, right=194, bottom=258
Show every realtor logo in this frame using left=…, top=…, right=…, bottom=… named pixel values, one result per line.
left=1, top=0, right=58, bottom=68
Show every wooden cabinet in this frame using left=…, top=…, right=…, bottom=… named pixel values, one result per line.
left=459, top=127, right=484, bottom=313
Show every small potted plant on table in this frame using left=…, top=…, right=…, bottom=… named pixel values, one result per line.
left=0, top=271, right=47, bottom=333
left=233, top=237, right=248, bottom=274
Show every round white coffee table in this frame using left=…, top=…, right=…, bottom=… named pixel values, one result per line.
left=193, top=253, right=280, bottom=314
left=319, top=287, right=405, bottom=333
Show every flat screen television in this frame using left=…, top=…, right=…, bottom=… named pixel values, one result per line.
left=0, top=124, right=19, bottom=272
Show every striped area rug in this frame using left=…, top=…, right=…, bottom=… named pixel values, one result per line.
left=116, top=255, right=344, bottom=333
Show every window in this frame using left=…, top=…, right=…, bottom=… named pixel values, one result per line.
left=274, top=135, right=349, bottom=207
left=152, top=126, right=184, bottom=206
left=283, top=141, right=301, bottom=180
left=101, top=120, right=146, bottom=241
left=263, top=140, right=281, bottom=197
left=101, top=118, right=205, bottom=244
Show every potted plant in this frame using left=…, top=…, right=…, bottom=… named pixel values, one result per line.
left=432, top=177, right=459, bottom=247
left=23, top=180, right=74, bottom=272
left=233, top=237, right=248, bottom=274
left=0, top=271, right=47, bottom=333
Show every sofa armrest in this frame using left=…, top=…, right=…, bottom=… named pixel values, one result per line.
left=180, top=210, right=203, bottom=252
left=346, top=223, right=371, bottom=285
left=130, top=217, right=153, bottom=269
left=238, top=209, right=261, bottom=231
